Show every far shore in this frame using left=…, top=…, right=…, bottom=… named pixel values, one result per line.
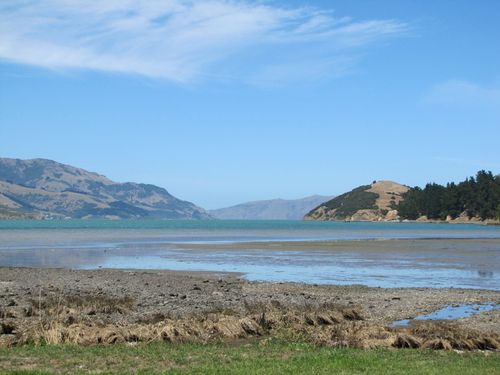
left=1, top=217, right=499, bottom=225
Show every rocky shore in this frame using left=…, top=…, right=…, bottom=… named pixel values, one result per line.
left=1, top=267, right=499, bottom=350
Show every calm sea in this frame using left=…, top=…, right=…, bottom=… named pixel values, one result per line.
left=1, top=220, right=499, bottom=289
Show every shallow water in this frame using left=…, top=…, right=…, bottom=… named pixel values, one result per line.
left=1, top=220, right=499, bottom=290
left=392, top=303, right=500, bottom=327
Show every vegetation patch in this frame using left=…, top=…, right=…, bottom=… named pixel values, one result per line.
left=2, top=297, right=498, bottom=352
left=307, top=185, right=378, bottom=219
left=397, top=170, right=500, bottom=220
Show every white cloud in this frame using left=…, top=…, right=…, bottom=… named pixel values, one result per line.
left=425, top=79, right=500, bottom=109
left=248, top=56, right=357, bottom=87
left=0, top=1, right=408, bottom=83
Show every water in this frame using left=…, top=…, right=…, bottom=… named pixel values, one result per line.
left=1, top=219, right=500, bottom=238
left=392, top=303, right=500, bottom=327
left=1, top=220, right=499, bottom=248
left=1, top=220, right=500, bottom=290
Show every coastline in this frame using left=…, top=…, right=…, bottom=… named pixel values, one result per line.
left=1, top=267, right=499, bottom=349
left=305, top=218, right=500, bottom=226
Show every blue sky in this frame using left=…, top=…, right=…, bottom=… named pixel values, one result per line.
left=1, top=0, right=499, bottom=209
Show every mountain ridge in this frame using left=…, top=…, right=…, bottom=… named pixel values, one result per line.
left=209, top=195, right=333, bottom=220
left=0, top=157, right=210, bottom=219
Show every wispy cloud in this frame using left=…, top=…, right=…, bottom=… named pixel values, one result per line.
left=0, top=1, right=408, bottom=83
left=425, top=79, right=500, bottom=110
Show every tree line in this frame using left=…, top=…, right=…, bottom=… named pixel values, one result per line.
left=396, top=170, right=500, bottom=220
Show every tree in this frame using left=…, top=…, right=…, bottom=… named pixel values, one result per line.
left=397, top=171, right=500, bottom=221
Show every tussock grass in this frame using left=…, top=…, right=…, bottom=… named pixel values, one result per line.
left=1, top=297, right=498, bottom=352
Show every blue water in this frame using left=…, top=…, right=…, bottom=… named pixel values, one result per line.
left=1, top=220, right=500, bottom=290
left=0, top=220, right=499, bottom=246
left=392, top=303, right=500, bottom=327
left=1, top=219, right=500, bottom=238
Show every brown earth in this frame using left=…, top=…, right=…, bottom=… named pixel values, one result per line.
left=306, top=180, right=409, bottom=222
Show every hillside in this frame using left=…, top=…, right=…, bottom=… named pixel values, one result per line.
left=209, top=195, right=333, bottom=220
left=0, top=158, right=210, bottom=219
left=304, top=181, right=408, bottom=221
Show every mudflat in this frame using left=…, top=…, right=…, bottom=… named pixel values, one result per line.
left=2, top=238, right=498, bottom=289
left=1, top=267, right=499, bottom=349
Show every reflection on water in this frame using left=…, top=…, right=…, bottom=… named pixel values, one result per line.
left=1, top=221, right=500, bottom=290
left=478, top=270, right=494, bottom=278
left=0, top=240, right=499, bottom=290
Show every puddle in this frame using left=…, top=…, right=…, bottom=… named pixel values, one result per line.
left=392, top=302, right=500, bottom=327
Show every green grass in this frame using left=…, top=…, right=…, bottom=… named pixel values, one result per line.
left=0, top=341, right=498, bottom=374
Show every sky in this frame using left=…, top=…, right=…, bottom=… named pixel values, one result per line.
left=0, top=0, right=499, bottom=209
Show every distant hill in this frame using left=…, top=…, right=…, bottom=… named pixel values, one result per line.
left=305, top=181, right=408, bottom=221
left=209, top=195, right=333, bottom=220
left=0, top=158, right=210, bottom=219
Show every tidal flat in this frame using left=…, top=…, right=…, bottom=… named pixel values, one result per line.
left=1, top=238, right=499, bottom=290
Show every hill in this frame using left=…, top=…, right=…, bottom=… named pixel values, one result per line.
left=304, top=181, right=408, bottom=221
left=0, top=158, right=210, bottom=219
left=209, top=195, right=333, bottom=220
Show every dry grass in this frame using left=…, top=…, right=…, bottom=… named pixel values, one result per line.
left=27, top=293, right=135, bottom=317
left=1, top=294, right=498, bottom=352
left=401, top=321, right=500, bottom=351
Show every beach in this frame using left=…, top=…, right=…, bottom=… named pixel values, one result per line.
left=1, top=266, right=499, bottom=349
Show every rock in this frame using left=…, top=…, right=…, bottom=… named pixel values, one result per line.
left=385, top=210, right=399, bottom=221
left=0, top=322, right=16, bottom=335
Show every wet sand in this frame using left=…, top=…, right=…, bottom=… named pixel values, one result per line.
left=1, top=238, right=499, bottom=290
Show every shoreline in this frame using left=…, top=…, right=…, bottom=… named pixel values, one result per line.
left=1, top=267, right=499, bottom=349
left=1, top=217, right=499, bottom=224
